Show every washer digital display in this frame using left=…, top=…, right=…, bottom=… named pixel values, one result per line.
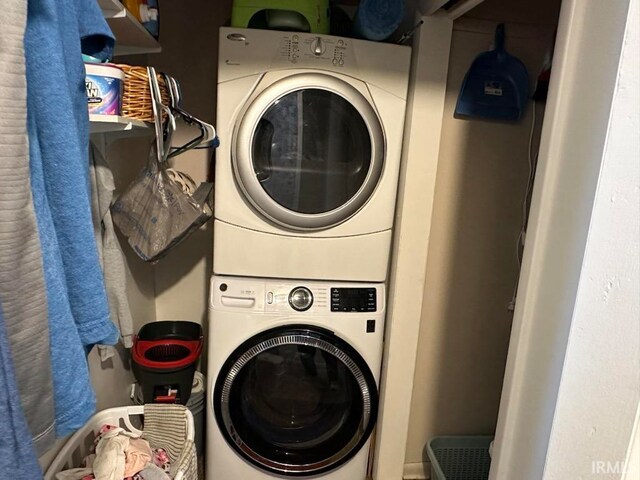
left=331, top=288, right=376, bottom=312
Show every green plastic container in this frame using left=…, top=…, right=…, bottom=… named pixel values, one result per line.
left=231, top=0, right=329, bottom=34
left=426, top=436, right=493, bottom=480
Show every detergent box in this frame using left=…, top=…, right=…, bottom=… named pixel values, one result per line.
left=85, top=63, right=124, bottom=116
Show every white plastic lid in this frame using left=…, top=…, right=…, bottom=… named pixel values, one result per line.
left=85, top=63, right=125, bottom=80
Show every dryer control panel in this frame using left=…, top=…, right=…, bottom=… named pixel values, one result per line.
left=280, top=34, right=350, bottom=67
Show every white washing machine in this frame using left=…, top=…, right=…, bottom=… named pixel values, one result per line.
left=214, top=27, right=411, bottom=282
left=206, top=275, right=386, bottom=480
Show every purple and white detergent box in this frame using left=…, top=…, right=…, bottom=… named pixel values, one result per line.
left=85, top=63, right=124, bottom=116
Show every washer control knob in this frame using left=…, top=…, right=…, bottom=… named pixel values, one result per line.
left=311, top=37, right=325, bottom=56
left=289, top=287, right=313, bottom=311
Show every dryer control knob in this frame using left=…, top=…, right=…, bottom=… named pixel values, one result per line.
left=311, top=37, right=325, bottom=56
left=289, top=287, right=314, bottom=311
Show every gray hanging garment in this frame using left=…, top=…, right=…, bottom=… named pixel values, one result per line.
left=0, top=0, right=56, bottom=454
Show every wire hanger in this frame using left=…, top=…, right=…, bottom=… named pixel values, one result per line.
left=147, top=66, right=175, bottom=164
left=158, top=72, right=217, bottom=159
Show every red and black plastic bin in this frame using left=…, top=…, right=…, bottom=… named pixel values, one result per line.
left=132, top=321, right=203, bottom=405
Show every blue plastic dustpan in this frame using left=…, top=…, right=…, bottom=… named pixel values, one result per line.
left=455, top=24, right=529, bottom=122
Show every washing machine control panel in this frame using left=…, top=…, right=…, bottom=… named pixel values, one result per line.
left=211, top=276, right=384, bottom=314
left=280, top=34, right=349, bottom=67
left=330, top=288, right=377, bottom=312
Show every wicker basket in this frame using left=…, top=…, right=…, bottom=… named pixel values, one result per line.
left=116, top=64, right=170, bottom=122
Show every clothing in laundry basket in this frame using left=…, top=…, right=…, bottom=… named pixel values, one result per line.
left=93, top=425, right=153, bottom=480
left=24, top=0, right=120, bottom=436
left=0, top=0, right=56, bottom=455
left=55, top=468, right=94, bottom=480
left=142, top=404, right=198, bottom=479
left=0, top=304, right=43, bottom=479
left=56, top=424, right=172, bottom=480
left=132, top=464, right=171, bottom=480
left=125, top=439, right=154, bottom=476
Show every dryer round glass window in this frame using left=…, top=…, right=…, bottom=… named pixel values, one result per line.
left=252, top=89, right=371, bottom=214
left=233, top=73, right=385, bottom=231
left=213, top=325, right=379, bottom=476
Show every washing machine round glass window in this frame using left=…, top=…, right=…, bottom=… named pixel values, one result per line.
left=234, top=73, right=385, bottom=231
left=213, top=325, right=379, bottom=476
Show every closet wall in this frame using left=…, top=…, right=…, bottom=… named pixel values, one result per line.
left=404, top=0, right=560, bottom=472
left=145, top=0, right=233, bottom=325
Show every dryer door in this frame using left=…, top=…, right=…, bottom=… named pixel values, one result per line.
left=233, top=72, right=385, bottom=231
left=213, top=325, right=379, bottom=476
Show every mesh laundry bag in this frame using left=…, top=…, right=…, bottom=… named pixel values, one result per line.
left=111, top=144, right=213, bottom=262
left=143, top=404, right=198, bottom=479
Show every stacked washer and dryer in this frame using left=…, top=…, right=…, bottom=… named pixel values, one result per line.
left=207, top=27, right=411, bottom=480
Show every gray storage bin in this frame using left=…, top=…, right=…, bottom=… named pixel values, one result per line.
left=426, top=436, right=493, bottom=480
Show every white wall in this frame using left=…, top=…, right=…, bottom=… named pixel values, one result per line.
left=489, top=0, right=637, bottom=478
left=542, top=0, right=639, bottom=476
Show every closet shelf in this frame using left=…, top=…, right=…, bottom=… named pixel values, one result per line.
left=90, top=114, right=151, bottom=135
left=98, top=0, right=161, bottom=56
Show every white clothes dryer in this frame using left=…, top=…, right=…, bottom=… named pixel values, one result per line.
left=214, top=27, right=411, bottom=282
left=206, top=275, right=386, bottom=480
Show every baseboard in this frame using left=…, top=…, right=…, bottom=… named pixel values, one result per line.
left=403, top=462, right=430, bottom=479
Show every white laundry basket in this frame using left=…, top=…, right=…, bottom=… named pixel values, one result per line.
left=44, top=405, right=195, bottom=480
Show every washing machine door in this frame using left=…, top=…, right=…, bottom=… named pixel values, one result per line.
left=213, top=325, right=379, bottom=476
left=233, top=72, right=385, bottom=231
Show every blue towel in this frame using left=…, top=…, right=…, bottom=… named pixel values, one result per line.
left=0, top=304, right=43, bottom=479
left=354, top=0, right=405, bottom=41
left=25, top=0, right=119, bottom=436
left=28, top=120, right=99, bottom=437
left=75, top=0, right=115, bottom=61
